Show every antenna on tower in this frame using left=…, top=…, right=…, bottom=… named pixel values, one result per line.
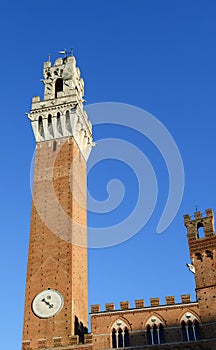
left=195, top=204, right=198, bottom=212
left=48, top=54, right=51, bottom=63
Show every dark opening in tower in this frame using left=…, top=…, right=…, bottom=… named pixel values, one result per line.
left=55, top=78, right=63, bottom=98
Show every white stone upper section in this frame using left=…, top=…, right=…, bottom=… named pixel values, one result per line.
left=28, top=55, right=94, bottom=161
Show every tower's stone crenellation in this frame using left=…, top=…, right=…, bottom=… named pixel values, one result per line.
left=28, top=56, right=94, bottom=161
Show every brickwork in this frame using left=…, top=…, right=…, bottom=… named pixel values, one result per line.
left=91, top=300, right=200, bottom=349
left=90, top=210, right=216, bottom=349
left=22, top=138, right=88, bottom=349
left=22, top=55, right=93, bottom=350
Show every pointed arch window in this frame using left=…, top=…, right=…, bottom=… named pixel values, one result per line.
left=153, top=324, right=159, bottom=344
left=38, top=116, right=44, bottom=138
left=146, top=316, right=165, bottom=345
left=57, top=112, right=63, bottom=135
left=111, top=319, right=130, bottom=348
left=147, top=325, right=152, bottom=345
left=65, top=110, right=72, bottom=133
left=118, top=328, right=123, bottom=348
left=124, top=328, right=130, bottom=347
left=194, top=320, right=200, bottom=340
left=55, top=78, right=63, bottom=98
left=48, top=114, right=54, bottom=137
left=112, top=329, right=117, bottom=348
left=181, top=313, right=200, bottom=341
left=159, top=324, right=165, bottom=344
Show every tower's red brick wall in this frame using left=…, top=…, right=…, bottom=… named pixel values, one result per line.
left=22, top=138, right=88, bottom=349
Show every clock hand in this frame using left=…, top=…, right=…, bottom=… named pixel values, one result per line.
left=41, top=298, right=54, bottom=308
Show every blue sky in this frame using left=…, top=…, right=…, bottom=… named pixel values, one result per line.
left=1, top=1, right=216, bottom=349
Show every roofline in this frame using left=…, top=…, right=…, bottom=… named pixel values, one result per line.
left=90, top=301, right=198, bottom=316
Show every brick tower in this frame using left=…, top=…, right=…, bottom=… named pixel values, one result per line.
left=22, top=55, right=93, bottom=350
left=184, top=208, right=216, bottom=339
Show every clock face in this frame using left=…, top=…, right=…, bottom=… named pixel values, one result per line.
left=32, top=289, right=64, bottom=318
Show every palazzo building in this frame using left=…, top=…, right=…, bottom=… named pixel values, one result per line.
left=22, top=54, right=216, bottom=350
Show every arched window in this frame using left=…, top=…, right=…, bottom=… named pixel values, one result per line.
left=65, top=110, right=72, bottom=133
left=55, top=78, right=63, bottom=98
left=48, top=114, right=52, bottom=127
left=194, top=320, right=200, bottom=340
left=112, top=329, right=117, bottom=348
left=124, top=328, right=130, bottom=347
left=57, top=112, right=63, bottom=135
left=182, top=321, right=188, bottom=342
left=118, top=328, right=123, bottom=348
left=146, top=316, right=165, bottom=345
left=181, top=313, right=200, bottom=342
left=48, top=114, right=54, bottom=137
left=153, top=324, right=158, bottom=344
left=188, top=320, right=194, bottom=341
left=159, top=324, right=165, bottom=344
left=111, top=319, right=130, bottom=348
left=38, top=116, right=44, bottom=137
left=197, top=223, right=205, bottom=238
left=147, top=325, right=152, bottom=345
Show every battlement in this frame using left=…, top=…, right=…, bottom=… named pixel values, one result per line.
left=28, top=54, right=94, bottom=161
left=184, top=208, right=215, bottom=241
left=90, top=294, right=193, bottom=313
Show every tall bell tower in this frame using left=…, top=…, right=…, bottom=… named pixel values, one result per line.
left=22, top=55, right=93, bottom=350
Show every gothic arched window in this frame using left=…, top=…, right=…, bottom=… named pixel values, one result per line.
left=118, top=328, right=123, bottom=348
left=153, top=324, right=158, bottom=344
left=124, top=327, right=130, bottom=347
left=65, top=110, right=72, bottom=133
left=111, top=319, right=130, bottom=348
left=48, top=114, right=54, bottom=137
left=38, top=116, right=44, bottom=138
left=159, top=324, right=165, bottom=344
left=55, top=78, right=63, bottom=98
left=194, top=319, right=200, bottom=340
left=112, top=329, right=117, bottom=348
left=147, top=325, right=152, bottom=345
left=181, top=313, right=200, bottom=342
left=48, top=114, right=52, bottom=126
left=57, top=112, right=63, bottom=135
left=146, top=316, right=165, bottom=345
